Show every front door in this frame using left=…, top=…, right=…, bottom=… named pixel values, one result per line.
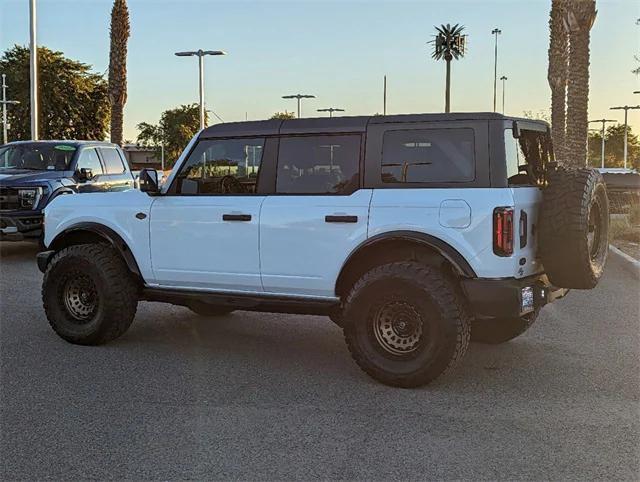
left=259, top=134, right=371, bottom=298
left=149, top=136, right=267, bottom=292
left=75, top=147, right=107, bottom=192
left=97, top=147, right=135, bottom=191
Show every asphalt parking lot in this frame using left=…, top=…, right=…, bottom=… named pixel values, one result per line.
left=1, top=241, right=639, bottom=480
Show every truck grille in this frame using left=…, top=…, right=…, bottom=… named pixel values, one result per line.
left=0, top=188, right=21, bottom=210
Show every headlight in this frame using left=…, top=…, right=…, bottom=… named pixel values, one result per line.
left=18, top=187, right=43, bottom=209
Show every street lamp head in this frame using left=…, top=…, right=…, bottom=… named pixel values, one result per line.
left=492, top=28, right=502, bottom=35
left=175, top=50, right=227, bottom=57
left=500, top=76, right=508, bottom=80
left=282, top=94, right=316, bottom=99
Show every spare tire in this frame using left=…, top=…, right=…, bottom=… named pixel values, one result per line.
left=539, top=167, right=609, bottom=289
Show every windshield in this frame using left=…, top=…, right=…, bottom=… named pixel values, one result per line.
left=0, top=143, right=77, bottom=171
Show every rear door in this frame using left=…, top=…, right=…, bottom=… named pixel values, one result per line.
left=504, top=124, right=547, bottom=277
left=97, top=147, right=134, bottom=191
left=259, top=134, right=371, bottom=298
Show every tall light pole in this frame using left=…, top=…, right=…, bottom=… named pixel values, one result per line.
left=500, top=75, right=507, bottom=114
left=1, top=74, right=20, bottom=145
left=492, top=28, right=502, bottom=112
left=317, top=108, right=345, bottom=118
left=610, top=105, right=640, bottom=169
left=589, top=119, right=617, bottom=168
left=282, top=94, right=315, bottom=118
left=175, top=49, right=226, bottom=130
left=29, top=0, right=38, bottom=140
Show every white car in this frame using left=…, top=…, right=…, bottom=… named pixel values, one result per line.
left=37, top=113, right=609, bottom=388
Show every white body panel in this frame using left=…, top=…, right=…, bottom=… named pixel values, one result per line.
left=510, top=186, right=544, bottom=278
left=149, top=195, right=265, bottom=291
left=43, top=189, right=155, bottom=282
left=259, top=189, right=373, bottom=297
left=368, top=188, right=525, bottom=279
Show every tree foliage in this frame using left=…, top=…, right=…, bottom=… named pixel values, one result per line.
left=270, top=111, right=296, bottom=120
left=136, top=104, right=204, bottom=167
left=0, top=45, right=109, bottom=142
left=588, top=124, right=640, bottom=170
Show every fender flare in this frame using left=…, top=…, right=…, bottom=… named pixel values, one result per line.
left=335, top=230, right=477, bottom=293
left=48, top=222, right=142, bottom=278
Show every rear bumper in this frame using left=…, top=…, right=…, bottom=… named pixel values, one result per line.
left=0, top=213, right=43, bottom=241
left=462, top=273, right=568, bottom=319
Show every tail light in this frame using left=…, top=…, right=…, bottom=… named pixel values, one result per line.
left=493, top=207, right=514, bottom=256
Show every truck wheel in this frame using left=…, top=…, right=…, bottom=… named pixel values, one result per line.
left=539, top=167, right=609, bottom=289
left=471, top=311, right=538, bottom=344
left=188, top=301, right=234, bottom=317
left=42, top=244, right=138, bottom=345
left=342, top=262, right=470, bottom=388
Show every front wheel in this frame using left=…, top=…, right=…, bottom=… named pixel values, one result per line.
left=42, top=244, right=138, bottom=345
left=342, top=262, right=470, bottom=388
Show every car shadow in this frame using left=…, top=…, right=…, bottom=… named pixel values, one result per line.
left=0, top=241, right=39, bottom=261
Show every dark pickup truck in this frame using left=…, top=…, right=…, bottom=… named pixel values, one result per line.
left=0, top=140, right=135, bottom=242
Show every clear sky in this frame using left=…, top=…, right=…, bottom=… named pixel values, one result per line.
left=1, top=0, right=639, bottom=141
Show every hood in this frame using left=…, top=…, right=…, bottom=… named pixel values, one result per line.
left=0, top=169, right=73, bottom=186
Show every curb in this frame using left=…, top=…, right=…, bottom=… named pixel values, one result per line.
left=609, top=245, right=640, bottom=280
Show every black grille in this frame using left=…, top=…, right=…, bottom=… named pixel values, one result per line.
left=0, top=188, right=21, bottom=210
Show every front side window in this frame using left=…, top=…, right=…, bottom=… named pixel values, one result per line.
left=173, top=138, right=264, bottom=195
left=76, top=148, right=103, bottom=175
left=381, top=128, right=475, bottom=183
left=99, top=148, right=126, bottom=174
left=276, top=135, right=360, bottom=194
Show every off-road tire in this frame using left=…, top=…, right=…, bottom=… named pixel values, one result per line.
left=188, top=302, right=235, bottom=317
left=342, top=262, right=471, bottom=388
left=539, top=167, right=609, bottom=289
left=471, top=310, right=539, bottom=344
left=42, top=244, right=138, bottom=345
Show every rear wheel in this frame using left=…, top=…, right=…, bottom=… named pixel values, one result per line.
left=42, top=244, right=138, bottom=345
left=471, top=311, right=539, bottom=344
left=342, top=262, right=470, bottom=388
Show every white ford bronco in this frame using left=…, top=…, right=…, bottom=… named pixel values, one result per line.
left=38, top=113, right=609, bottom=387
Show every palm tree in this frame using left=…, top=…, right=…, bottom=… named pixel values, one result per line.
left=548, top=0, right=569, bottom=162
left=431, top=24, right=467, bottom=113
left=108, top=0, right=130, bottom=147
left=565, top=0, right=597, bottom=167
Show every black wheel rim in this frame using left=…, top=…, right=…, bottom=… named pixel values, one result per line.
left=372, top=301, right=424, bottom=356
left=62, top=273, right=98, bottom=323
left=587, top=202, right=603, bottom=260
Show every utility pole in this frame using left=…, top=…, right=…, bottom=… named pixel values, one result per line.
left=29, top=0, right=38, bottom=140
left=317, top=108, right=345, bottom=118
left=175, top=49, right=227, bottom=130
left=1, top=74, right=20, bottom=145
left=383, top=75, right=387, bottom=115
left=492, top=28, right=502, bottom=112
left=282, top=94, right=316, bottom=118
left=589, top=119, right=617, bottom=168
left=500, top=75, right=508, bottom=114
left=610, top=105, right=640, bottom=169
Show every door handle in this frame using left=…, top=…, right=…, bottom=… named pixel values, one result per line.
left=519, top=210, right=528, bottom=249
left=223, top=214, right=252, bottom=221
left=325, top=215, right=358, bottom=223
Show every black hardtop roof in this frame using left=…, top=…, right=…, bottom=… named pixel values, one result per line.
left=199, top=112, right=546, bottom=138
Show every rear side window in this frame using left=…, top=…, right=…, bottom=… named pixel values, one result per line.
left=99, top=148, right=126, bottom=174
left=381, top=128, right=475, bottom=183
left=276, top=135, right=360, bottom=194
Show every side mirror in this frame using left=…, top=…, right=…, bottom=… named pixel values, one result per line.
left=77, top=167, right=94, bottom=181
left=139, top=168, right=160, bottom=194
